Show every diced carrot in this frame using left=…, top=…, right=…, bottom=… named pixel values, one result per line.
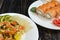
left=3, top=30, right=9, bottom=34
left=4, top=21, right=12, bottom=28
left=11, top=21, right=17, bottom=26
left=19, top=25, right=24, bottom=30
left=0, top=34, right=4, bottom=40
left=9, top=28, right=17, bottom=35
left=9, top=31, right=15, bottom=35
left=12, top=27, right=17, bottom=32
left=6, top=24, right=12, bottom=28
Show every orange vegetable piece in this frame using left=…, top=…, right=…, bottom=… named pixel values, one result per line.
left=4, top=21, right=12, bottom=28
left=9, top=31, right=14, bottom=35
left=9, top=28, right=17, bottom=35
left=0, top=34, right=4, bottom=40
left=3, top=30, right=9, bottom=34
left=11, top=21, right=17, bottom=26
left=19, top=25, right=24, bottom=30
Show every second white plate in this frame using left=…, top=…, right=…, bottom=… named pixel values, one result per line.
left=28, top=1, right=60, bottom=30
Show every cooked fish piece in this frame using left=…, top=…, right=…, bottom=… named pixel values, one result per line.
left=45, top=8, right=57, bottom=19
left=47, top=0, right=59, bottom=7
left=36, top=0, right=59, bottom=16
left=56, top=7, right=60, bottom=17
left=36, top=4, right=50, bottom=16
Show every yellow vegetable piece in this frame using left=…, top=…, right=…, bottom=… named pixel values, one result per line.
left=14, top=32, right=23, bottom=40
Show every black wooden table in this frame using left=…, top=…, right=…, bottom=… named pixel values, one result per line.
left=0, top=0, right=60, bottom=40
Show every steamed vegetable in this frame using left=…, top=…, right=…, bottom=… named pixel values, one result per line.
left=0, top=15, right=11, bottom=22
left=14, top=32, right=22, bottom=40
left=30, top=7, right=36, bottom=13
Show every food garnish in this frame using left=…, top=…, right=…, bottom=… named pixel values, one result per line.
left=30, top=7, right=36, bottom=13
left=53, top=18, right=60, bottom=27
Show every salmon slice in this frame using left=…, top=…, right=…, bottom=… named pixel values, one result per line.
left=36, top=0, right=59, bottom=16
left=47, top=0, right=59, bottom=8
left=45, top=8, right=57, bottom=19
left=36, top=4, right=48, bottom=13
left=36, top=4, right=50, bottom=16
left=56, top=8, right=60, bottom=17
left=47, top=1, right=55, bottom=8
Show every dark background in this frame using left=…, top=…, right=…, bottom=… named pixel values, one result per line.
left=0, top=0, right=60, bottom=40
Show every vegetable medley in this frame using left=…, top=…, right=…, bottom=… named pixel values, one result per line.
left=0, top=15, right=25, bottom=40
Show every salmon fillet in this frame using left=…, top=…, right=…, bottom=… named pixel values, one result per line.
left=45, top=8, right=57, bottom=18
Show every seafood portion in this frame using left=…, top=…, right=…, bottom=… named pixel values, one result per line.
left=45, top=8, right=57, bottom=19
left=36, top=4, right=48, bottom=16
left=55, top=5, right=60, bottom=17
left=36, top=0, right=60, bottom=19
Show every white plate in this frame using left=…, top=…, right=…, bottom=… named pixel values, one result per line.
left=0, top=13, right=39, bottom=40
left=28, top=1, right=60, bottom=30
